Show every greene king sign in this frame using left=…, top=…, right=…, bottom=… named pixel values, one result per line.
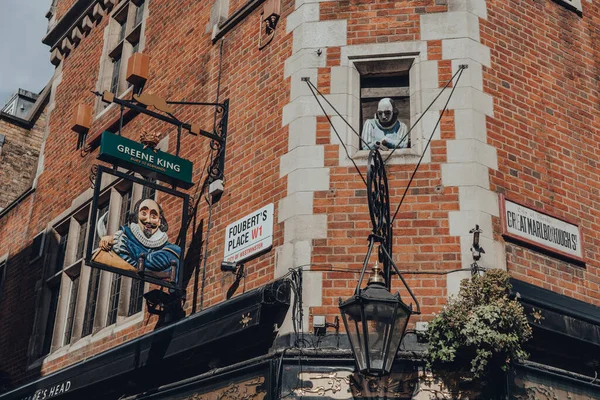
left=224, top=204, right=274, bottom=263
left=500, top=195, right=583, bottom=262
left=98, top=131, right=193, bottom=188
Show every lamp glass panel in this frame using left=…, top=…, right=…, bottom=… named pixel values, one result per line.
left=384, top=305, right=410, bottom=372
left=341, top=301, right=367, bottom=371
left=363, top=300, right=396, bottom=372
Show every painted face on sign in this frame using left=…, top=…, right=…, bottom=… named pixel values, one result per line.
left=138, top=199, right=161, bottom=238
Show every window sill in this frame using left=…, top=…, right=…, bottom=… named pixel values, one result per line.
left=94, top=86, right=134, bottom=122
left=40, top=310, right=144, bottom=364
left=551, top=0, right=583, bottom=15
left=350, top=147, right=422, bottom=166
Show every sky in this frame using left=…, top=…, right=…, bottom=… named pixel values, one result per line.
left=0, top=0, right=54, bottom=106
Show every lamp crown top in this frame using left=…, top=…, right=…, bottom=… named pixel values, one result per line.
left=368, top=262, right=386, bottom=286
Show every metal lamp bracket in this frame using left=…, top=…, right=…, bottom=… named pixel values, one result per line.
left=355, top=149, right=421, bottom=314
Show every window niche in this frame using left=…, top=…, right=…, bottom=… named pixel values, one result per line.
left=356, top=58, right=413, bottom=150
left=0, top=254, right=7, bottom=299
left=96, top=0, right=147, bottom=114
left=31, top=179, right=156, bottom=360
left=339, top=47, right=425, bottom=164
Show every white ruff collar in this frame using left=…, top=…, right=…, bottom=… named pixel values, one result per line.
left=130, top=223, right=168, bottom=248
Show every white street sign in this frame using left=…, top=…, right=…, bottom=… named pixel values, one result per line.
left=223, top=203, right=274, bottom=263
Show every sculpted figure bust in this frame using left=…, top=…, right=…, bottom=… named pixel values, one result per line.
left=96, top=198, right=180, bottom=280
left=361, top=98, right=408, bottom=150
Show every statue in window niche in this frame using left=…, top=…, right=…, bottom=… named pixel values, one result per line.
left=362, top=98, right=409, bottom=150
left=94, top=198, right=180, bottom=281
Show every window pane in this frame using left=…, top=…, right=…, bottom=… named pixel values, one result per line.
left=94, top=203, right=110, bottom=250
left=134, top=3, right=144, bottom=27
left=75, top=219, right=88, bottom=261
left=54, top=232, right=68, bottom=275
left=120, top=189, right=132, bottom=227
left=110, top=57, right=121, bottom=94
left=128, top=279, right=144, bottom=316
left=42, top=286, right=60, bottom=355
left=107, top=273, right=121, bottom=325
left=142, top=178, right=156, bottom=200
left=118, top=20, right=126, bottom=42
left=82, top=268, right=101, bottom=337
left=63, top=276, right=80, bottom=345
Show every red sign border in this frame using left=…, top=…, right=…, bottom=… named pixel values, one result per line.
left=499, top=194, right=585, bottom=264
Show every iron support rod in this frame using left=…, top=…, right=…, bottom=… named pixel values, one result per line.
left=118, top=104, right=124, bottom=136
left=92, top=92, right=223, bottom=142
left=176, top=124, right=182, bottom=157
left=165, top=101, right=225, bottom=107
left=379, top=244, right=421, bottom=314
left=355, top=236, right=376, bottom=295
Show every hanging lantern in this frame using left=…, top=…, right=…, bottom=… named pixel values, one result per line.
left=339, top=264, right=412, bottom=376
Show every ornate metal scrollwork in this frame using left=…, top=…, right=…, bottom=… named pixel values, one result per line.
left=367, top=149, right=391, bottom=239
left=367, top=149, right=393, bottom=284
left=89, top=164, right=99, bottom=188
left=208, top=100, right=229, bottom=183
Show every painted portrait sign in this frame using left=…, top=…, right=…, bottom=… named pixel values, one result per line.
left=86, top=166, right=188, bottom=289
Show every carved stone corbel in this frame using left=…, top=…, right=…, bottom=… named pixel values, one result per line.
left=92, top=3, right=106, bottom=21
left=61, top=37, right=73, bottom=55
left=102, top=0, right=118, bottom=12
left=71, top=27, right=83, bottom=45
left=50, top=48, right=63, bottom=66
left=81, top=15, right=93, bottom=33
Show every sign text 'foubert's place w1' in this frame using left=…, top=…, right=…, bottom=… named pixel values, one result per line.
left=224, top=204, right=274, bottom=263
left=98, top=131, right=193, bottom=188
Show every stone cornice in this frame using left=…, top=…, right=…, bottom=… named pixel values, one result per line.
left=42, top=0, right=96, bottom=48
left=43, top=0, right=118, bottom=66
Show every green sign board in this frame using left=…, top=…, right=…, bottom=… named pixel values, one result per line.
left=98, top=131, right=193, bottom=188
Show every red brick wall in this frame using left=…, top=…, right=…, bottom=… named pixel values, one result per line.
left=0, top=108, right=46, bottom=209
left=0, top=0, right=295, bottom=385
left=0, top=193, right=40, bottom=387
left=3, top=0, right=600, bottom=391
left=309, top=1, right=460, bottom=327
left=483, top=0, right=600, bottom=305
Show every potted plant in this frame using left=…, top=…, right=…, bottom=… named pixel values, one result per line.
left=424, top=269, right=532, bottom=399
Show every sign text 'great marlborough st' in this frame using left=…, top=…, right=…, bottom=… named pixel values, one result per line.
left=500, top=196, right=584, bottom=262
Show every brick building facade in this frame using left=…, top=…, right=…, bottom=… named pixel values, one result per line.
left=0, top=0, right=599, bottom=399
left=0, top=88, right=49, bottom=210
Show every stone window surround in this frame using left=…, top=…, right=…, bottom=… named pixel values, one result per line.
left=554, top=0, right=583, bottom=13
left=28, top=173, right=149, bottom=367
left=0, top=253, right=7, bottom=299
left=94, top=0, right=149, bottom=115
left=333, top=41, right=436, bottom=167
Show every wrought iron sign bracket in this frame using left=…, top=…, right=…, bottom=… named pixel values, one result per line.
left=92, top=90, right=225, bottom=145
left=90, top=90, right=229, bottom=186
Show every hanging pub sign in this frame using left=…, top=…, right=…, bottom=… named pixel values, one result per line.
left=98, top=131, right=194, bottom=189
left=85, top=166, right=189, bottom=290
left=499, top=195, right=584, bottom=263
left=224, top=204, right=274, bottom=264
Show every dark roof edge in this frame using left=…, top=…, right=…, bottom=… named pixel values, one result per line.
left=42, top=0, right=96, bottom=49
left=510, top=278, right=600, bottom=326
left=0, top=82, right=51, bottom=129
left=0, top=187, right=35, bottom=221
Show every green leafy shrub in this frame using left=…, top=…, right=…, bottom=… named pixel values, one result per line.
left=425, top=269, right=532, bottom=398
